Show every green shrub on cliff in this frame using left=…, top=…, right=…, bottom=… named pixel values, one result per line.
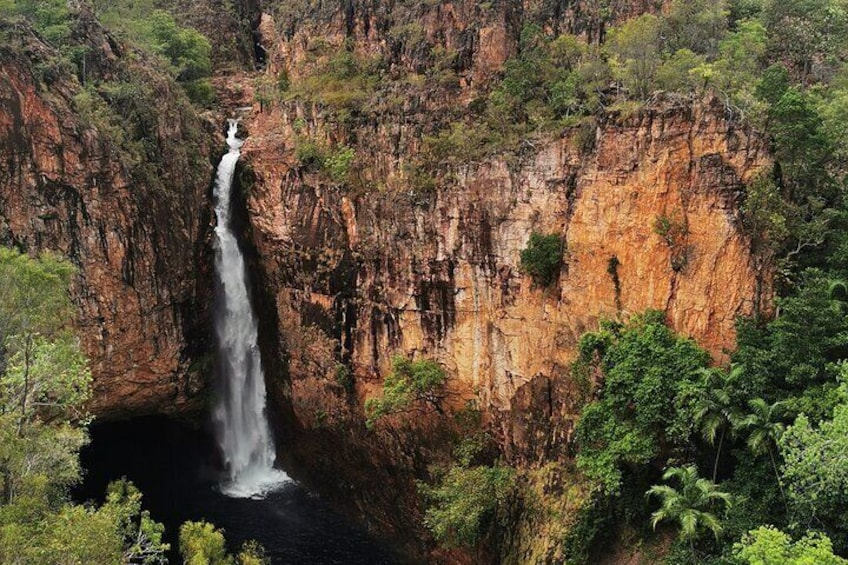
left=365, top=356, right=447, bottom=428
left=286, top=47, right=379, bottom=122
left=420, top=463, right=516, bottom=549
left=519, top=233, right=563, bottom=288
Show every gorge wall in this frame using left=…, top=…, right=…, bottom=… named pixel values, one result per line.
left=240, top=1, right=769, bottom=450
left=0, top=1, right=774, bottom=562
left=0, top=17, right=215, bottom=418
left=226, top=1, right=771, bottom=559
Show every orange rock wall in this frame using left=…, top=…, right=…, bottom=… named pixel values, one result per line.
left=0, top=23, right=215, bottom=417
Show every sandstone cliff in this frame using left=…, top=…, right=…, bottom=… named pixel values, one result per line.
left=220, top=1, right=772, bottom=559
left=0, top=17, right=215, bottom=418
left=0, top=1, right=775, bottom=561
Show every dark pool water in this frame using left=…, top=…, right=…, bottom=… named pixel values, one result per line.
left=75, top=417, right=399, bottom=565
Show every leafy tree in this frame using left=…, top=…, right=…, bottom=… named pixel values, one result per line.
left=768, top=88, right=833, bottom=201
left=762, top=0, right=848, bottom=81
left=735, top=398, right=787, bottom=500
left=779, top=377, right=848, bottom=547
left=575, top=311, right=712, bottom=493
left=605, top=14, right=662, bottom=100
left=0, top=250, right=169, bottom=565
left=365, top=356, right=448, bottom=428
left=519, top=233, right=563, bottom=288
left=420, top=463, right=515, bottom=549
left=740, top=172, right=790, bottom=261
left=733, top=269, right=848, bottom=410
left=654, top=49, right=708, bottom=93
left=0, top=249, right=88, bottom=503
left=179, top=521, right=267, bottom=565
left=146, top=10, right=212, bottom=82
left=647, top=465, right=732, bottom=560
left=661, top=0, right=729, bottom=57
left=735, top=526, right=848, bottom=565
left=104, top=479, right=169, bottom=564
left=693, top=19, right=768, bottom=117
left=180, top=521, right=232, bottom=565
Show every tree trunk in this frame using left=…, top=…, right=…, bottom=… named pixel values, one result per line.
left=17, top=334, right=31, bottom=437
left=712, top=427, right=725, bottom=483
left=768, top=445, right=788, bottom=506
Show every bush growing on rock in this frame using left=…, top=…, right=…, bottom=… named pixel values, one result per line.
left=365, top=356, right=447, bottom=428
left=420, top=463, right=516, bottom=549
left=519, top=232, right=563, bottom=288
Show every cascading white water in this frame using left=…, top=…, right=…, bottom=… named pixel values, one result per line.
left=212, top=119, right=288, bottom=498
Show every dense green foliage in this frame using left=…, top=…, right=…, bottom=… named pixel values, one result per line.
left=0, top=250, right=263, bottom=564
left=574, top=303, right=848, bottom=561
left=1, top=0, right=214, bottom=106
left=779, top=374, right=848, bottom=550
left=365, top=356, right=447, bottom=428
left=574, top=312, right=711, bottom=494
left=419, top=436, right=516, bottom=550
left=95, top=3, right=214, bottom=106
left=735, top=526, right=848, bottom=565
left=420, top=463, right=516, bottom=549
left=0, top=250, right=170, bottom=564
left=0, top=0, right=70, bottom=43
left=519, top=233, right=564, bottom=288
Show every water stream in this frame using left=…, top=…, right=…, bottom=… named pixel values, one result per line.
left=212, top=119, right=287, bottom=498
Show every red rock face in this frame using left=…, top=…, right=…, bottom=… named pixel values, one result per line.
left=242, top=94, right=770, bottom=453
left=0, top=24, right=215, bottom=418
left=240, top=0, right=771, bottom=454
left=225, top=3, right=773, bottom=553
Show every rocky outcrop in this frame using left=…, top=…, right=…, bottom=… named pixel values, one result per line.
left=0, top=18, right=215, bottom=418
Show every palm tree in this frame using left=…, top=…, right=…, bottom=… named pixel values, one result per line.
left=735, top=397, right=787, bottom=501
left=692, top=367, right=742, bottom=482
left=647, top=465, right=732, bottom=561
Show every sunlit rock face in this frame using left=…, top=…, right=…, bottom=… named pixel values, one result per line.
left=239, top=0, right=770, bottom=453
left=223, top=1, right=771, bottom=557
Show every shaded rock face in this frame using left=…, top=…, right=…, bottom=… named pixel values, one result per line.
left=0, top=21, right=216, bottom=418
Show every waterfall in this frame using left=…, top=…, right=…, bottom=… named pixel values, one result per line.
left=212, top=119, right=288, bottom=498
